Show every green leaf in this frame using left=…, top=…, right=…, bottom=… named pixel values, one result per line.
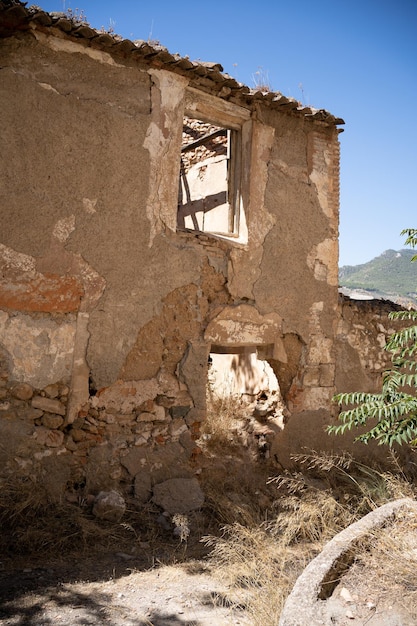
left=329, top=228, right=417, bottom=447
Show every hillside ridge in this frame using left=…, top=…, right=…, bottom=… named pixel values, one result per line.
left=339, top=248, right=417, bottom=306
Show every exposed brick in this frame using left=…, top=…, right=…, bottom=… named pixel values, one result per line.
left=0, top=273, right=83, bottom=313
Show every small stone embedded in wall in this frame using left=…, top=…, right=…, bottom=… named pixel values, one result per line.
left=32, top=396, right=66, bottom=416
left=41, top=413, right=64, bottom=429
left=138, top=411, right=158, bottom=422
left=134, top=472, right=152, bottom=504
left=65, top=435, right=78, bottom=451
left=11, top=382, right=33, bottom=401
left=152, top=477, right=204, bottom=514
left=137, top=399, right=155, bottom=413
left=179, top=429, right=195, bottom=454
left=120, top=446, right=147, bottom=476
left=71, top=428, right=88, bottom=442
left=44, top=383, right=60, bottom=398
left=134, top=435, right=149, bottom=446
left=34, top=426, right=65, bottom=447
left=169, top=417, right=188, bottom=438
left=169, top=405, right=190, bottom=419
left=26, top=407, right=44, bottom=420
left=156, top=394, right=176, bottom=408
left=0, top=375, right=201, bottom=503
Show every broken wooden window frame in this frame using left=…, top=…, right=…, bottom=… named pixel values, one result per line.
left=177, top=89, right=250, bottom=245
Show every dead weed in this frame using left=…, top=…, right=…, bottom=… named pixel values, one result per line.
left=200, top=390, right=249, bottom=452
left=203, top=451, right=417, bottom=626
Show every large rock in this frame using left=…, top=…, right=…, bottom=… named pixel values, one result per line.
left=152, top=477, right=204, bottom=514
left=92, top=490, right=126, bottom=522
left=134, top=472, right=152, bottom=504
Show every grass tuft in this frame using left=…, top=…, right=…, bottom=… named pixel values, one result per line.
left=200, top=390, right=249, bottom=452
left=203, top=450, right=417, bottom=626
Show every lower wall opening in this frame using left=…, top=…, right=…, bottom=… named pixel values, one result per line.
left=203, top=344, right=286, bottom=460
left=208, top=344, right=281, bottom=401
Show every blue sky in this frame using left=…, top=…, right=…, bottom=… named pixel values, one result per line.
left=39, top=0, right=417, bottom=266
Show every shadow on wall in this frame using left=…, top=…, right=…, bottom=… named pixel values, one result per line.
left=208, top=345, right=279, bottom=399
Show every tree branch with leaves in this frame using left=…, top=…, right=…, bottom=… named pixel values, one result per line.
left=328, top=229, right=417, bottom=447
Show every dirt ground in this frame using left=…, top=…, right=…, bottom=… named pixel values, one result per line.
left=0, top=554, right=252, bottom=626
left=1, top=452, right=416, bottom=626
left=1, top=517, right=417, bottom=626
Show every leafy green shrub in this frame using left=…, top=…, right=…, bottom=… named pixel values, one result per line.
left=329, top=229, right=417, bottom=446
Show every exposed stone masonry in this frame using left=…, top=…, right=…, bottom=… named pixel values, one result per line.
left=0, top=374, right=201, bottom=498
left=181, top=117, right=228, bottom=173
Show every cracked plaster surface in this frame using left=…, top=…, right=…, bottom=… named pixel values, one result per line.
left=144, top=70, right=188, bottom=245
left=228, top=122, right=275, bottom=300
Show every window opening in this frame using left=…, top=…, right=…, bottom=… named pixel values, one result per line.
left=177, top=116, right=241, bottom=237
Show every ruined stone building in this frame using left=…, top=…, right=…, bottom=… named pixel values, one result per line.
left=0, top=2, right=399, bottom=502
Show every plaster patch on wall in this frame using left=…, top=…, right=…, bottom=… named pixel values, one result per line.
left=52, top=215, right=76, bottom=243
left=0, top=244, right=36, bottom=275
left=309, top=141, right=330, bottom=217
left=308, top=335, right=333, bottom=365
left=34, top=30, right=124, bottom=68
left=284, top=300, right=337, bottom=411
left=207, top=319, right=269, bottom=345
left=92, top=375, right=180, bottom=415
left=292, top=386, right=334, bottom=411
left=144, top=70, right=187, bottom=245
left=76, top=255, right=106, bottom=312
left=228, top=122, right=275, bottom=299
left=303, top=299, right=335, bottom=387
left=66, top=312, right=91, bottom=424
left=82, top=198, right=98, bottom=214
left=0, top=313, right=76, bottom=388
left=0, top=243, right=83, bottom=313
left=307, top=238, right=338, bottom=285
left=274, top=158, right=309, bottom=183
left=308, top=131, right=340, bottom=222
left=38, top=82, right=59, bottom=95
left=205, top=304, right=286, bottom=361
left=340, top=316, right=389, bottom=373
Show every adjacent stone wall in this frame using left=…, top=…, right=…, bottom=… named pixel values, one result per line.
left=271, top=294, right=411, bottom=467
left=335, top=295, right=406, bottom=393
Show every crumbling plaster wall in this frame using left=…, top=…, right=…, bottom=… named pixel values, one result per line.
left=253, top=112, right=340, bottom=412
left=0, top=26, right=342, bottom=497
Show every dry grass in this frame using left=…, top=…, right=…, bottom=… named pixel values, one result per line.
left=204, top=521, right=308, bottom=623
left=200, top=390, right=249, bottom=452
left=203, top=451, right=417, bottom=626
left=369, top=510, right=417, bottom=596
left=0, top=473, right=130, bottom=561
left=342, top=507, right=417, bottom=618
left=200, top=390, right=417, bottom=624
left=0, top=472, right=199, bottom=567
left=1, top=427, right=416, bottom=626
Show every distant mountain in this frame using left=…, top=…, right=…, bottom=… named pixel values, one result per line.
left=339, top=249, right=417, bottom=306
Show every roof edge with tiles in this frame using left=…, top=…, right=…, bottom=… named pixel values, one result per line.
left=0, top=0, right=345, bottom=126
